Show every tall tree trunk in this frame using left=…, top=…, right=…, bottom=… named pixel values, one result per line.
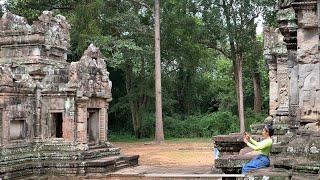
left=154, top=0, right=164, bottom=144
left=251, top=33, right=262, bottom=114
left=233, top=60, right=240, bottom=118
left=139, top=57, right=147, bottom=109
left=252, top=71, right=262, bottom=113
left=125, top=61, right=141, bottom=138
left=222, top=0, right=245, bottom=132
left=236, top=50, right=245, bottom=133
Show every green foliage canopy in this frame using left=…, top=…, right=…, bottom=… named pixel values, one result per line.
left=4, top=0, right=275, bottom=138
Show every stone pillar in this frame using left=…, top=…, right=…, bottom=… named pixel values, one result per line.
left=266, top=54, right=278, bottom=117
left=99, top=106, right=106, bottom=143
left=105, top=104, right=109, bottom=141
left=264, top=27, right=283, bottom=117
left=0, top=108, right=2, bottom=146
left=276, top=56, right=290, bottom=117
left=295, top=3, right=319, bottom=123
left=288, top=50, right=300, bottom=129
left=3, top=109, right=9, bottom=145
left=63, top=97, right=75, bottom=141
left=277, top=6, right=297, bottom=123
left=34, top=85, right=42, bottom=138
left=76, top=98, right=88, bottom=144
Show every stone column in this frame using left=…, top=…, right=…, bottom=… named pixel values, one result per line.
left=34, top=84, right=42, bottom=139
left=76, top=98, right=88, bottom=144
left=3, top=109, right=9, bottom=145
left=266, top=54, right=278, bottom=117
left=29, top=70, right=46, bottom=140
left=276, top=56, right=290, bottom=117
left=264, top=27, right=281, bottom=117
left=0, top=108, right=2, bottom=146
left=288, top=50, right=300, bottom=129
left=295, top=3, right=319, bottom=123
left=105, top=104, right=109, bottom=141
left=277, top=6, right=297, bottom=121
left=99, top=106, right=105, bottom=143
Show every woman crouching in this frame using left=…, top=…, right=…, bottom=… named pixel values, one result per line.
left=241, top=124, right=274, bottom=174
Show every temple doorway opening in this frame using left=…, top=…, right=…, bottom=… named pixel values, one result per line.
left=51, top=113, right=63, bottom=138
left=87, top=108, right=99, bottom=144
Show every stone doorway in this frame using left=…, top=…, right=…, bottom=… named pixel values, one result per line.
left=51, top=113, right=63, bottom=138
left=87, top=108, right=99, bottom=144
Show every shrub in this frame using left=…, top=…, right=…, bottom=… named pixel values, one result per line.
left=163, top=111, right=239, bottom=138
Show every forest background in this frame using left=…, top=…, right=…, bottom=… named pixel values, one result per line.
left=1, top=0, right=277, bottom=139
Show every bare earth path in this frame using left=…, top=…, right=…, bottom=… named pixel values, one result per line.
left=35, top=139, right=218, bottom=179
left=111, top=138, right=215, bottom=174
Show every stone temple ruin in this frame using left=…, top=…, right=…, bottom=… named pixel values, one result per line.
left=214, top=1, right=320, bottom=179
left=0, top=11, right=138, bottom=179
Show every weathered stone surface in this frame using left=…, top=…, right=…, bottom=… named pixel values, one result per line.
left=297, top=10, right=318, bottom=28
left=214, top=2, right=320, bottom=178
left=297, top=29, right=319, bottom=64
left=0, top=11, right=137, bottom=179
left=246, top=168, right=291, bottom=180
left=0, top=12, right=31, bottom=32
left=213, top=134, right=247, bottom=154
left=68, top=44, right=111, bottom=100
left=277, top=8, right=296, bottom=22
left=215, top=155, right=250, bottom=174
left=32, top=11, right=70, bottom=51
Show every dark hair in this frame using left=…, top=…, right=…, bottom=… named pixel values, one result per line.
left=264, top=124, right=274, bottom=136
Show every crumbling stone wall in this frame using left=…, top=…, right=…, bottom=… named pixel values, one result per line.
left=0, top=11, right=138, bottom=180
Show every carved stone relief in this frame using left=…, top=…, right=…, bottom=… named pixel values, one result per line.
left=297, top=28, right=319, bottom=64
left=68, top=44, right=111, bottom=99
left=299, top=63, right=320, bottom=121
left=32, top=11, right=70, bottom=50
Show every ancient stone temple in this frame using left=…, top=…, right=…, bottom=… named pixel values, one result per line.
left=0, top=11, right=138, bottom=179
left=213, top=1, right=320, bottom=179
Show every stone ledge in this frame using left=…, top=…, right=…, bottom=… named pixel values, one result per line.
left=215, top=155, right=251, bottom=174
left=0, top=155, right=139, bottom=179
left=246, top=168, right=319, bottom=180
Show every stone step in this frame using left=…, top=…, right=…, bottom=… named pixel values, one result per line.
left=247, top=167, right=291, bottom=178
left=115, top=160, right=126, bottom=165
left=107, top=173, right=245, bottom=180
left=83, top=148, right=120, bottom=159
left=115, top=163, right=130, bottom=170
left=293, top=163, right=320, bottom=174
left=215, top=155, right=251, bottom=174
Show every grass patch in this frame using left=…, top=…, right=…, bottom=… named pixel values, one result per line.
left=109, top=133, right=211, bottom=144
left=108, top=133, right=153, bottom=142
left=164, top=137, right=211, bottom=143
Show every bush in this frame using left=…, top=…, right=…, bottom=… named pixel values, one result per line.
left=109, top=110, right=268, bottom=140
left=163, top=111, right=239, bottom=138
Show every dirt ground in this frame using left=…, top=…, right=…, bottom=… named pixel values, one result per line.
left=111, top=139, right=215, bottom=173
